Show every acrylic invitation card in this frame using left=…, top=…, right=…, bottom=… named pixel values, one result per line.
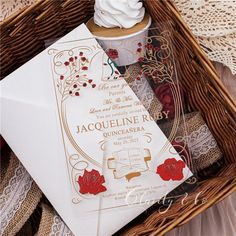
left=0, top=24, right=193, bottom=235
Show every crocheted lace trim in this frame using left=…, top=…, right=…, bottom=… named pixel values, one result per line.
left=174, top=0, right=236, bottom=75
left=50, top=215, right=74, bottom=236
left=0, top=162, right=33, bottom=235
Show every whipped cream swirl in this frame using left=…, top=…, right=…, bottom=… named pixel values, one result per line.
left=94, top=0, right=145, bottom=29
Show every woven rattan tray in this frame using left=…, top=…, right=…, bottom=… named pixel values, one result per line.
left=1, top=0, right=236, bottom=235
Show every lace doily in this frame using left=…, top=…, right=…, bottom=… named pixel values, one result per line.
left=198, top=33, right=236, bottom=75
left=174, top=0, right=236, bottom=37
left=0, top=0, right=35, bottom=21
left=174, top=0, right=236, bottom=75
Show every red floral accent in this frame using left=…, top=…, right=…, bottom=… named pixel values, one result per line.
left=155, top=83, right=175, bottom=119
left=137, top=48, right=142, bottom=53
left=81, top=57, right=87, bottom=62
left=82, top=66, right=88, bottom=70
left=57, top=53, right=97, bottom=99
left=107, top=49, right=119, bottom=60
left=138, top=57, right=145, bottom=62
left=138, top=42, right=142, bottom=47
left=156, top=158, right=186, bottom=181
left=77, top=169, right=107, bottom=195
left=145, top=43, right=153, bottom=50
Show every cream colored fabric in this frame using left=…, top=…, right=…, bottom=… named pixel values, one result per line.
left=213, top=62, right=236, bottom=101
left=167, top=192, right=236, bottom=236
left=174, top=0, right=236, bottom=75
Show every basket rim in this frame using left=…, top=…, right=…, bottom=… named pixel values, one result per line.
left=0, top=0, right=236, bottom=235
left=1, top=0, right=235, bottom=115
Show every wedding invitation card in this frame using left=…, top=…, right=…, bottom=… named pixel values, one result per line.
left=1, top=24, right=193, bottom=235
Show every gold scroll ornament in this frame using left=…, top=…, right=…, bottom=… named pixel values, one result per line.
left=107, top=148, right=151, bottom=181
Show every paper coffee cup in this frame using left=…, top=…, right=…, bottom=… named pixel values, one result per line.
left=87, top=14, right=152, bottom=66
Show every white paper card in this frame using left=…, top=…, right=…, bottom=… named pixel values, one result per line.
left=0, top=24, right=193, bottom=236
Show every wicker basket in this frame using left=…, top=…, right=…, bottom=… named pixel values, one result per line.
left=1, top=0, right=236, bottom=235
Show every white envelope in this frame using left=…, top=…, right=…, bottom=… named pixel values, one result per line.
left=0, top=24, right=193, bottom=236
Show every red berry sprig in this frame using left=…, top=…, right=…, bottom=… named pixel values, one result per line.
left=58, top=53, right=97, bottom=98
left=137, top=42, right=143, bottom=53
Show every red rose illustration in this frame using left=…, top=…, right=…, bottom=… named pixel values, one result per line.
left=156, top=158, right=186, bottom=181
left=77, top=169, right=107, bottom=195
left=155, top=83, right=175, bottom=119
left=107, top=49, right=119, bottom=60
